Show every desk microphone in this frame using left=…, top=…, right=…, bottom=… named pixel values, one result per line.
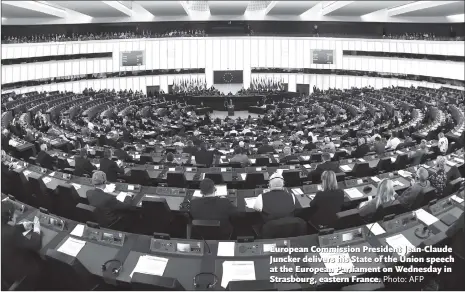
left=415, top=226, right=430, bottom=239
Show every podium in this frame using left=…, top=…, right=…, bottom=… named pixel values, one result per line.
left=227, top=105, right=235, bottom=116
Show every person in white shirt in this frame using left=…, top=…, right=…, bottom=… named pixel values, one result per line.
left=253, top=171, right=295, bottom=213
left=386, top=132, right=401, bottom=150
left=438, top=132, right=448, bottom=154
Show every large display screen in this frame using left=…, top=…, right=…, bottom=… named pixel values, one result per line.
left=312, top=50, right=334, bottom=64
left=121, top=51, right=145, bottom=66
left=213, top=70, right=243, bottom=84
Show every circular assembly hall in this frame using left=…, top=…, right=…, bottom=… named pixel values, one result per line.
left=1, top=1, right=465, bottom=291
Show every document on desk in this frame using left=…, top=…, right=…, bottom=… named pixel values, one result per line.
left=217, top=242, right=235, bottom=257
left=451, top=195, right=464, bottom=204
left=130, top=255, right=169, bottom=278
left=240, top=173, right=247, bottom=180
left=344, top=188, right=364, bottom=199
left=291, top=188, right=304, bottom=196
left=71, top=183, right=81, bottom=190
left=244, top=197, right=257, bottom=209
left=371, top=176, right=381, bottom=183
left=221, top=168, right=227, bottom=172
left=319, top=252, right=354, bottom=276
left=57, top=237, right=86, bottom=257
left=67, top=158, right=73, bottom=165
left=168, top=168, right=175, bottom=172
left=445, top=160, right=457, bottom=167
left=193, top=190, right=202, bottom=197
left=302, top=156, right=310, bottom=161
left=70, top=224, right=85, bottom=237
left=215, top=185, right=228, bottom=197
left=42, top=177, right=52, bottom=184
left=414, top=209, right=439, bottom=226
left=366, top=223, right=386, bottom=235
left=116, top=192, right=131, bottom=202
left=453, top=157, right=464, bottom=164
left=358, top=158, right=366, bottom=163
left=250, top=159, right=256, bottom=164
left=340, top=165, right=352, bottom=172
left=49, top=172, right=56, bottom=177
left=221, top=261, right=256, bottom=288
left=23, top=170, right=31, bottom=177
left=303, top=164, right=311, bottom=169
left=393, top=180, right=404, bottom=187
left=398, top=170, right=412, bottom=178
left=385, top=234, right=415, bottom=257
left=104, top=184, right=116, bottom=193
left=390, top=157, right=396, bottom=163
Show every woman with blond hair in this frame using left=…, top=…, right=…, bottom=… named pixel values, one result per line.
left=309, top=171, right=345, bottom=228
left=430, top=156, right=448, bottom=194
left=359, top=179, right=397, bottom=218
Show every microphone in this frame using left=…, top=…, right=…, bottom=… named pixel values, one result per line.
left=201, top=237, right=211, bottom=255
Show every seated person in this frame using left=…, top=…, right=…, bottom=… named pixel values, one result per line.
left=386, top=132, right=401, bottom=150
left=229, top=146, right=250, bottom=165
left=429, top=156, right=448, bottom=194
left=409, top=140, right=428, bottom=166
left=182, top=140, right=198, bottom=155
left=85, top=171, right=132, bottom=227
left=372, top=136, right=386, bottom=156
left=397, top=167, right=431, bottom=208
left=1, top=200, right=42, bottom=289
left=257, top=138, right=276, bottom=154
left=194, top=143, right=214, bottom=166
left=36, top=143, right=54, bottom=170
left=99, top=149, right=123, bottom=182
left=315, top=152, right=340, bottom=174
left=74, top=148, right=96, bottom=177
left=189, top=178, right=237, bottom=238
left=438, top=132, right=449, bottom=154
left=359, top=179, right=398, bottom=219
left=303, top=139, right=316, bottom=151
left=253, top=172, right=295, bottom=223
left=165, top=152, right=180, bottom=166
left=309, top=171, right=345, bottom=228
left=323, top=137, right=336, bottom=154
left=280, top=146, right=299, bottom=164
left=353, top=137, right=370, bottom=158
left=114, top=143, right=130, bottom=162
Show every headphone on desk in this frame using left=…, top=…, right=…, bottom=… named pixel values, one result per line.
left=101, top=259, right=123, bottom=276
left=193, top=272, right=218, bottom=290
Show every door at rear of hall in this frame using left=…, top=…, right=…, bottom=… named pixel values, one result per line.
left=296, top=84, right=309, bottom=95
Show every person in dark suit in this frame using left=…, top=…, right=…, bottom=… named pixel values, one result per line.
left=372, top=136, right=386, bottom=156
left=189, top=178, right=237, bottom=238
left=113, top=143, right=131, bottom=162
left=279, top=146, right=299, bottom=164
left=309, top=171, right=345, bottom=228
left=303, top=140, right=317, bottom=151
left=359, top=178, right=398, bottom=219
left=194, top=143, right=214, bottom=166
left=397, top=167, right=431, bottom=209
left=99, top=149, right=123, bottom=182
left=85, top=171, right=132, bottom=227
left=253, top=172, right=295, bottom=223
left=1, top=200, right=42, bottom=289
left=36, top=144, right=54, bottom=170
left=257, top=138, right=276, bottom=154
left=352, top=137, right=370, bottom=158
left=315, top=152, right=340, bottom=173
left=74, top=148, right=96, bottom=177
left=409, top=140, right=428, bottom=166
left=182, top=140, right=198, bottom=155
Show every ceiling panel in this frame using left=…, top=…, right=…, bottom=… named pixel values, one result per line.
left=1, top=3, right=61, bottom=18
left=135, top=1, right=188, bottom=16
left=327, top=1, right=414, bottom=16
left=267, top=1, right=320, bottom=16
left=209, top=1, right=248, bottom=15
left=397, top=1, right=465, bottom=17
left=48, top=1, right=129, bottom=17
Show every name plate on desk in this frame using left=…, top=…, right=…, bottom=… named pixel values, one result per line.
left=150, top=238, right=204, bottom=256
left=82, top=226, right=125, bottom=247
left=318, top=227, right=365, bottom=247
left=235, top=239, right=289, bottom=257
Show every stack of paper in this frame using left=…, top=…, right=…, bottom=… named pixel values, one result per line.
left=371, top=176, right=381, bottom=183
left=414, top=209, right=439, bottom=226
left=244, top=197, right=257, bottom=209
left=398, top=170, right=412, bottom=178
left=116, top=192, right=132, bottom=202
left=263, top=243, right=276, bottom=253
left=319, top=252, right=354, bottom=276
left=67, top=158, right=73, bottom=165
left=130, top=255, right=169, bottom=278
left=221, top=168, right=227, bottom=172
left=70, top=224, right=85, bottom=237
left=291, top=188, right=304, bottom=196
left=317, top=185, right=323, bottom=191
left=42, top=177, right=52, bottom=184
left=49, top=172, right=56, bottom=176
left=250, top=159, right=256, bottom=164
left=104, top=184, right=116, bottom=193
left=71, top=183, right=81, bottom=190
left=301, top=156, right=310, bottom=161
left=358, top=158, right=366, bottom=163
left=303, top=164, right=311, bottom=169
left=385, top=234, right=415, bottom=257
left=221, top=261, right=256, bottom=288
left=390, top=157, right=397, bottom=163
left=445, top=160, right=457, bottom=167
left=393, top=180, right=404, bottom=187
left=366, top=223, right=386, bottom=235
left=451, top=195, right=464, bottom=204
left=340, top=165, right=352, bottom=172
left=240, top=173, right=247, bottom=180
left=23, top=170, right=31, bottom=176
left=193, top=190, right=202, bottom=197
left=344, top=188, right=364, bottom=199
left=453, top=157, right=464, bottom=164
left=215, top=185, right=228, bottom=197
left=217, top=242, right=235, bottom=257
left=57, top=237, right=86, bottom=257
left=168, top=168, right=175, bottom=172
